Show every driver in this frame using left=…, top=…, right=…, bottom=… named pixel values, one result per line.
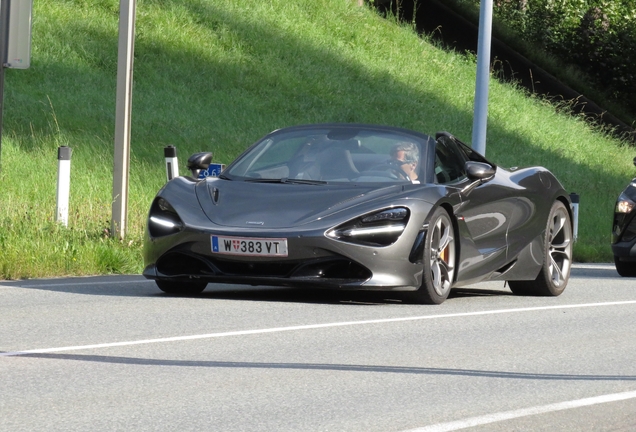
left=390, top=141, right=420, bottom=183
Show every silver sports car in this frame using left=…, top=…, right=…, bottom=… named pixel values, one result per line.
left=143, top=123, right=575, bottom=304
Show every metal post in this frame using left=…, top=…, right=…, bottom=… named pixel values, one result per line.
left=56, top=146, right=72, bottom=227
left=471, top=0, right=493, bottom=156
left=0, top=0, right=11, bottom=173
left=111, top=0, right=136, bottom=239
left=164, top=145, right=178, bottom=181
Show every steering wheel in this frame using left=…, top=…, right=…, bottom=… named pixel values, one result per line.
left=371, top=160, right=410, bottom=181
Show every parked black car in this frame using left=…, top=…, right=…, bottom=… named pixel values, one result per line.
left=612, top=157, right=636, bottom=277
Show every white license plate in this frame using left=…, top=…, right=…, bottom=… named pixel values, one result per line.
left=211, top=235, right=288, bottom=257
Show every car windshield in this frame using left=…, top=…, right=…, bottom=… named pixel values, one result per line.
left=225, top=127, right=428, bottom=184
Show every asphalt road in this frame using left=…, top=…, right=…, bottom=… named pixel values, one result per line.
left=1, top=263, right=635, bottom=431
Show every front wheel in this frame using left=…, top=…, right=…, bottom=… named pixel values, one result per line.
left=614, top=256, right=636, bottom=277
left=156, top=280, right=207, bottom=295
left=509, top=200, right=573, bottom=296
left=410, top=207, right=456, bottom=305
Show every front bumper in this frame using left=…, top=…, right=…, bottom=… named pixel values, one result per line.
left=143, top=218, right=428, bottom=292
left=611, top=240, right=636, bottom=260
left=612, top=210, right=636, bottom=260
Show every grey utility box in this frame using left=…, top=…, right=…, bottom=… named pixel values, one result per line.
left=5, top=0, right=33, bottom=69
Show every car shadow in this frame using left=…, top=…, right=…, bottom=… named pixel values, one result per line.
left=0, top=276, right=158, bottom=298
left=450, top=287, right=514, bottom=299
left=200, top=287, right=407, bottom=305
left=3, top=275, right=514, bottom=305
left=196, top=284, right=514, bottom=305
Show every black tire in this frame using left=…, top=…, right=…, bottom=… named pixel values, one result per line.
left=156, top=280, right=207, bottom=295
left=410, top=207, right=456, bottom=304
left=614, top=256, right=636, bottom=277
left=509, top=201, right=573, bottom=296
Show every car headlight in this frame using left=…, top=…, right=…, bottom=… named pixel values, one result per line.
left=148, top=197, right=184, bottom=237
left=361, top=208, right=408, bottom=223
left=326, top=208, right=409, bottom=246
left=616, top=193, right=636, bottom=214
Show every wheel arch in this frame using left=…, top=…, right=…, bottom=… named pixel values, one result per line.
left=556, top=194, right=575, bottom=230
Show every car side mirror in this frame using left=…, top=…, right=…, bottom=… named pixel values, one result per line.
left=187, top=152, right=213, bottom=178
left=465, top=161, right=495, bottom=180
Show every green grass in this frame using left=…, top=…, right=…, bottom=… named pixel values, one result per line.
left=0, top=0, right=633, bottom=279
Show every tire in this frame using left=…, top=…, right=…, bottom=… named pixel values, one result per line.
left=410, top=207, right=456, bottom=304
left=156, top=280, right=207, bottom=295
left=509, top=201, right=573, bottom=296
left=614, top=255, right=636, bottom=277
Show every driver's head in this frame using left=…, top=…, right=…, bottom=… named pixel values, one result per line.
left=391, top=141, right=419, bottom=164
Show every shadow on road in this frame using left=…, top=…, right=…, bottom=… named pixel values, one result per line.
left=1, top=275, right=513, bottom=305
left=10, top=352, right=636, bottom=383
left=1, top=264, right=612, bottom=304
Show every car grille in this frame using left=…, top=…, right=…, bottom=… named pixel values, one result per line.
left=155, top=251, right=371, bottom=282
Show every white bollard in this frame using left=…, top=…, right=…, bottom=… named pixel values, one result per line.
left=164, top=145, right=178, bottom=181
left=570, top=192, right=579, bottom=242
left=56, top=146, right=72, bottom=227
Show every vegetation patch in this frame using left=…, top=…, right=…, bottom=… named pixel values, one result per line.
left=450, top=0, right=636, bottom=129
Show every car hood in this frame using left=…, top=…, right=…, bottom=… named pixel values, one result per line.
left=195, top=179, right=412, bottom=228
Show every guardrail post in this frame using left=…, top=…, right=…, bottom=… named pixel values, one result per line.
left=56, top=146, right=72, bottom=227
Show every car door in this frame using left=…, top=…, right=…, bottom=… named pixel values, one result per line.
left=434, top=134, right=517, bottom=283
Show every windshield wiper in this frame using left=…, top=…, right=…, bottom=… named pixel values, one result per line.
left=282, top=178, right=327, bottom=185
left=244, top=178, right=284, bottom=183
left=244, top=177, right=327, bottom=185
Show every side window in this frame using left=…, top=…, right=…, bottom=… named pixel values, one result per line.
left=434, top=136, right=467, bottom=184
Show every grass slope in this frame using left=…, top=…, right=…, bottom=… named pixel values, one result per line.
left=0, top=0, right=633, bottom=279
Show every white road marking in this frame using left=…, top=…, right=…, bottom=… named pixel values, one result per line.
left=403, top=390, right=636, bottom=432
left=2, top=300, right=636, bottom=357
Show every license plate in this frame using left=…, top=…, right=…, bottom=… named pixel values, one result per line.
left=211, top=235, right=288, bottom=257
